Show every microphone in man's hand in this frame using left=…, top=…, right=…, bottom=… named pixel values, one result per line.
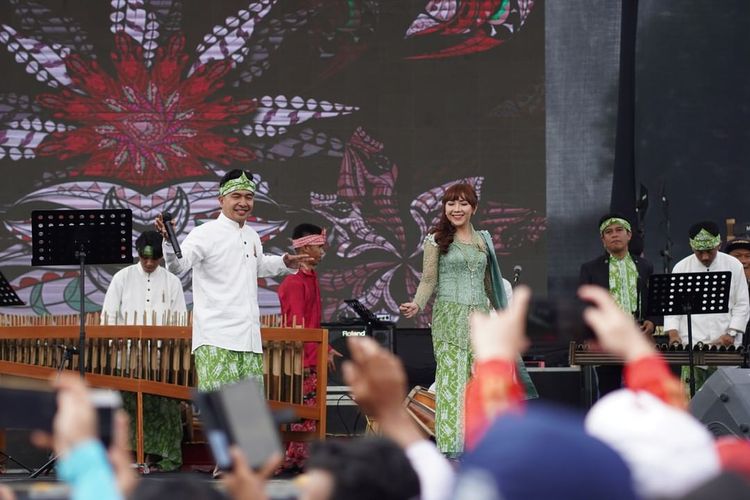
left=161, top=212, right=182, bottom=259
left=513, top=265, right=523, bottom=286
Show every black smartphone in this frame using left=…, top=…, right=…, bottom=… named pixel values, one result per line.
left=0, top=386, right=121, bottom=446
left=526, top=297, right=595, bottom=342
left=193, top=378, right=282, bottom=471
left=193, top=389, right=233, bottom=471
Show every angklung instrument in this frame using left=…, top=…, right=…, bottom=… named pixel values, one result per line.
left=0, top=312, right=328, bottom=464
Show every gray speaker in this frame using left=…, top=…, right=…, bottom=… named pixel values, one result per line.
left=689, top=367, right=750, bottom=438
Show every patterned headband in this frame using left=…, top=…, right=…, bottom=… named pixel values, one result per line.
left=599, top=217, right=632, bottom=235
left=689, top=228, right=721, bottom=251
left=292, top=229, right=327, bottom=249
left=219, top=172, right=256, bottom=197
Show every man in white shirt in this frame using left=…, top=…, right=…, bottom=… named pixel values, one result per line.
left=156, top=169, right=310, bottom=391
left=101, top=231, right=186, bottom=325
left=664, top=221, right=750, bottom=390
left=101, top=230, right=187, bottom=471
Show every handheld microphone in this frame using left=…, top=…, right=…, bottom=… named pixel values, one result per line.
left=513, top=265, right=523, bottom=286
left=161, top=212, right=182, bottom=259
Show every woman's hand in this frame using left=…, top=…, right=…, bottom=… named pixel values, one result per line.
left=399, top=302, right=419, bottom=318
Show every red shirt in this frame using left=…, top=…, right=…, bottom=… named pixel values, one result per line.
left=278, top=269, right=322, bottom=368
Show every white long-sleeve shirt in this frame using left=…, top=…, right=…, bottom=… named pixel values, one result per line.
left=163, top=213, right=293, bottom=353
left=405, top=440, right=455, bottom=500
left=663, top=251, right=750, bottom=346
left=101, top=263, right=186, bottom=325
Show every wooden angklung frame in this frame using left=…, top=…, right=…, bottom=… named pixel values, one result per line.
left=0, top=312, right=328, bottom=464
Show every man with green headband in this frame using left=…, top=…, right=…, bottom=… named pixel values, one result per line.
left=155, top=169, right=311, bottom=394
left=579, top=213, right=657, bottom=397
left=101, top=230, right=187, bottom=471
left=664, top=221, right=749, bottom=391
left=101, top=230, right=187, bottom=325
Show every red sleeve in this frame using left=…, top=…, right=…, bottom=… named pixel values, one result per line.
left=464, top=359, right=525, bottom=451
left=624, top=355, right=688, bottom=409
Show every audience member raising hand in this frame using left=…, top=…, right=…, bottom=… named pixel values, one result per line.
left=343, top=336, right=453, bottom=500
left=578, top=284, right=655, bottom=363
left=464, top=286, right=531, bottom=450
left=342, top=336, right=408, bottom=419
left=458, top=286, right=639, bottom=500
left=579, top=284, right=687, bottom=410
left=0, top=485, right=15, bottom=500
left=108, top=410, right=139, bottom=498
left=221, top=446, right=280, bottom=500
left=30, top=373, right=122, bottom=500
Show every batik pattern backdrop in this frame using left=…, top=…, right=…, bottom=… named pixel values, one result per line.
left=0, top=0, right=545, bottom=326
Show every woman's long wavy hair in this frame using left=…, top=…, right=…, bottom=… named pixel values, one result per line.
left=432, top=183, right=478, bottom=254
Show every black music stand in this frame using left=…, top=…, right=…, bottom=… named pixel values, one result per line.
left=647, top=271, right=731, bottom=397
left=30, top=209, right=132, bottom=377
left=0, top=272, right=33, bottom=473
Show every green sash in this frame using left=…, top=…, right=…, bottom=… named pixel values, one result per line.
left=478, top=230, right=508, bottom=310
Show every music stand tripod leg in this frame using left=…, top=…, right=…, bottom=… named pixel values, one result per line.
left=0, top=450, right=34, bottom=474
left=686, top=313, right=696, bottom=398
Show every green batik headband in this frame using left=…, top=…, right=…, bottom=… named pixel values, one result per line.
left=600, top=217, right=632, bottom=235
left=219, top=172, right=256, bottom=197
left=690, top=228, right=721, bottom=251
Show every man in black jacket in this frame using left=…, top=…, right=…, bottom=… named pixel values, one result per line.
left=579, top=213, right=657, bottom=397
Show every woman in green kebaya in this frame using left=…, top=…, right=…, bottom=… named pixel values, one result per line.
left=400, top=183, right=536, bottom=457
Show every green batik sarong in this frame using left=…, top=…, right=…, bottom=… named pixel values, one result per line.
left=680, top=365, right=716, bottom=398
left=432, top=300, right=479, bottom=456
left=122, top=393, right=183, bottom=471
left=194, top=345, right=264, bottom=392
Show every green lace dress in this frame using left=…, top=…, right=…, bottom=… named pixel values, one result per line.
left=413, top=229, right=532, bottom=455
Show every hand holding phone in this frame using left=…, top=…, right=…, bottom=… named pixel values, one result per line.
left=0, top=375, right=121, bottom=452
left=578, top=285, right=655, bottom=362
left=52, top=373, right=98, bottom=456
left=221, top=446, right=281, bottom=500
left=193, top=378, right=282, bottom=471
